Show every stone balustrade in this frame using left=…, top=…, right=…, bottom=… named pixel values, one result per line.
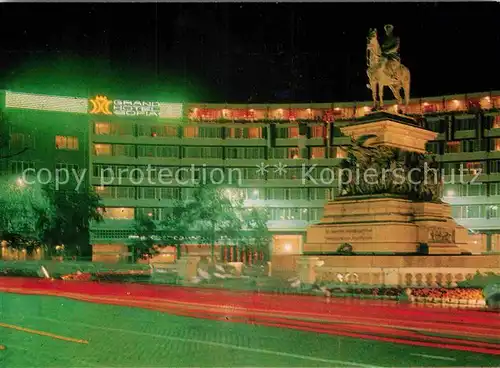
left=314, top=266, right=498, bottom=287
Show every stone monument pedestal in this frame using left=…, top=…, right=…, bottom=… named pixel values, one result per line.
left=305, top=196, right=468, bottom=255
left=286, top=111, right=500, bottom=286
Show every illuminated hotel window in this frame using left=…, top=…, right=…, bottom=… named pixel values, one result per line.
left=493, top=138, right=500, bottom=151
left=94, top=185, right=112, bottom=198
left=423, top=103, right=438, bottom=113
left=228, top=127, right=263, bottom=139
left=94, top=122, right=112, bottom=135
left=288, top=148, right=300, bottom=159
left=248, top=127, right=262, bottom=139
left=276, top=126, right=299, bottom=138
left=55, top=136, right=79, bottom=150
left=288, top=126, right=299, bottom=138
left=228, top=127, right=243, bottom=139
left=183, top=126, right=199, bottom=138
left=94, top=122, right=133, bottom=136
left=93, top=144, right=112, bottom=156
left=492, top=115, right=500, bottom=129
left=310, top=125, right=325, bottom=138
left=310, top=147, right=325, bottom=159
left=230, top=127, right=246, bottom=139
left=101, top=207, right=134, bottom=220
left=445, top=141, right=461, bottom=154
left=331, top=147, right=347, bottom=158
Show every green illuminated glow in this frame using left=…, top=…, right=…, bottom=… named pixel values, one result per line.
left=5, top=91, right=183, bottom=118
left=5, top=91, right=88, bottom=113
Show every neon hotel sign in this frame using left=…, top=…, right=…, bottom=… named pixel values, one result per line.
left=89, top=95, right=160, bottom=117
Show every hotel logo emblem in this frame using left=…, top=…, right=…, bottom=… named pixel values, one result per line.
left=89, top=95, right=112, bottom=115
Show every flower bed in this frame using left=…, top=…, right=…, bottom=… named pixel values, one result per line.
left=312, top=283, right=486, bottom=306
left=61, top=272, right=93, bottom=281
left=407, top=287, right=485, bottom=306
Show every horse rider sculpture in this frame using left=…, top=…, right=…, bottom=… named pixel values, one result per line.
left=366, top=24, right=411, bottom=111
left=380, top=24, right=401, bottom=79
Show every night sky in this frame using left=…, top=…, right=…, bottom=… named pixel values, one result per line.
left=0, top=2, right=499, bottom=103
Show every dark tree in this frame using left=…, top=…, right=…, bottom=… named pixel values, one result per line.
left=131, top=214, right=160, bottom=261
left=43, top=186, right=104, bottom=258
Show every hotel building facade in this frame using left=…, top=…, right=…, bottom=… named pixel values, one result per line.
left=1, top=90, right=500, bottom=261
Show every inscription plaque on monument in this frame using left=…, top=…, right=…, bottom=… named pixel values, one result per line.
left=325, top=228, right=374, bottom=242
left=428, top=227, right=454, bottom=243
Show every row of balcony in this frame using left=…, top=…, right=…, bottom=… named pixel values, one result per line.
left=91, top=135, right=345, bottom=146
left=186, top=94, right=500, bottom=121
left=90, top=177, right=340, bottom=188
left=91, top=156, right=345, bottom=167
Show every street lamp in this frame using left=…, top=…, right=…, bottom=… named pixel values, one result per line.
left=16, top=177, right=26, bottom=188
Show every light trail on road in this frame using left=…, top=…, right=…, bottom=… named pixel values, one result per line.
left=0, top=277, right=498, bottom=356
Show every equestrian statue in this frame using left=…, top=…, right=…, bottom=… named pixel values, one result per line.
left=366, top=25, right=411, bottom=112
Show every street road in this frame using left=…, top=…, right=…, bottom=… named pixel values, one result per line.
left=0, top=277, right=499, bottom=367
